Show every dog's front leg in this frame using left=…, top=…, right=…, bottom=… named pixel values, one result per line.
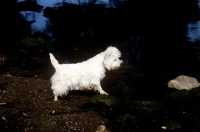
left=54, top=96, right=58, bottom=101
left=92, top=83, right=108, bottom=95
left=99, top=89, right=109, bottom=95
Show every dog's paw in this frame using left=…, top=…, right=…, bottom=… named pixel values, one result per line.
left=100, top=90, right=109, bottom=95
left=54, top=96, right=58, bottom=101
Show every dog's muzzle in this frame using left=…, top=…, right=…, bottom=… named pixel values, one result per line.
left=114, top=60, right=123, bottom=70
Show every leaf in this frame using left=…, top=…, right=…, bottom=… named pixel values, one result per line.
left=2, top=116, right=7, bottom=122
left=52, top=110, right=56, bottom=114
left=22, top=112, right=29, bottom=117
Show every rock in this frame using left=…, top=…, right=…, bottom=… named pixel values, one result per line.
left=168, top=75, right=200, bottom=90
left=95, top=125, right=108, bottom=132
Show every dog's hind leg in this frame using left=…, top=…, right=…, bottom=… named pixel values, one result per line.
left=52, top=87, right=70, bottom=101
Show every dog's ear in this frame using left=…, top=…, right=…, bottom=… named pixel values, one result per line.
left=104, top=47, right=113, bottom=59
left=105, top=53, right=111, bottom=60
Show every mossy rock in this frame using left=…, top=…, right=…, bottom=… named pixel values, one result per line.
left=170, top=90, right=189, bottom=102
left=132, top=100, right=164, bottom=115
left=87, top=95, right=120, bottom=107
left=113, top=81, right=135, bottom=100
left=168, top=75, right=200, bottom=90
left=113, top=114, right=137, bottom=132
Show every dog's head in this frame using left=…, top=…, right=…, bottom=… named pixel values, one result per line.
left=103, top=46, right=123, bottom=71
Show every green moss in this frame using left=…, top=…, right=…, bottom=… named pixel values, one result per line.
left=114, top=114, right=137, bottom=132
left=170, top=90, right=189, bottom=102
left=132, top=100, right=164, bottom=115
left=88, top=95, right=120, bottom=107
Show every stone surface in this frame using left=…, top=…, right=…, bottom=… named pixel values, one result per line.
left=95, top=125, right=108, bottom=132
left=168, top=75, right=200, bottom=90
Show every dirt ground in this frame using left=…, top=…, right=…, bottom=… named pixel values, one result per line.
left=0, top=74, right=110, bottom=132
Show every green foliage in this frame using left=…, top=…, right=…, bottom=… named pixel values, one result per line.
left=20, top=37, right=43, bottom=47
left=19, top=35, right=50, bottom=52
left=114, top=114, right=137, bottom=132
left=19, top=32, right=49, bottom=52
left=113, top=81, right=135, bottom=100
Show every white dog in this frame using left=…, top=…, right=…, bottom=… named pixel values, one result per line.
left=49, top=46, right=122, bottom=101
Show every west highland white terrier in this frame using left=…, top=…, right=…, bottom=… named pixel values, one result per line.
left=49, top=46, right=122, bottom=101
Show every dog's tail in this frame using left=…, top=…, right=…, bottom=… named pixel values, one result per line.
left=49, top=53, right=59, bottom=69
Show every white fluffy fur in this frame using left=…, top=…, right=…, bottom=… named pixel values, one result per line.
left=49, top=46, right=122, bottom=101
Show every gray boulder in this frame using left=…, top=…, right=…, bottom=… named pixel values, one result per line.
left=168, top=75, right=200, bottom=90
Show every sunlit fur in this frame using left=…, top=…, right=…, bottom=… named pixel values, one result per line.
left=49, top=46, right=123, bottom=101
